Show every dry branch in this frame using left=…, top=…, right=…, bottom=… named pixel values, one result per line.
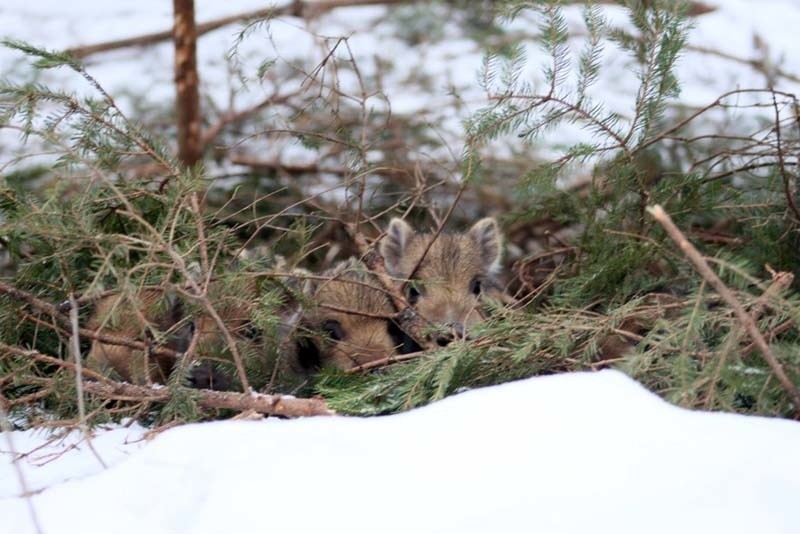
left=706, top=270, right=794, bottom=408
left=686, top=43, right=800, bottom=85
left=647, top=205, right=800, bottom=415
left=347, top=350, right=424, bottom=372
left=82, top=381, right=335, bottom=418
left=1, top=343, right=334, bottom=418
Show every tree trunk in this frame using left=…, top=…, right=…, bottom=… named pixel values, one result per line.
left=173, top=0, right=202, bottom=168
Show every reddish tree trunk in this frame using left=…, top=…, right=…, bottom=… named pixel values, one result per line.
left=173, top=0, right=202, bottom=168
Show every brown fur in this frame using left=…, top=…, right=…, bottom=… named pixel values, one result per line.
left=380, top=217, right=504, bottom=344
left=291, top=259, right=410, bottom=371
left=87, top=288, right=190, bottom=384
left=86, top=279, right=255, bottom=387
left=88, top=261, right=408, bottom=386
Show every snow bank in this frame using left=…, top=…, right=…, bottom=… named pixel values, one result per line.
left=2, top=370, right=799, bottom=534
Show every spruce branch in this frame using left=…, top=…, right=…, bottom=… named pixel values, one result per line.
left=647, top=204, right=800, bottom=416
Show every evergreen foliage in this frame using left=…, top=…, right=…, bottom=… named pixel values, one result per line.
left=2, top=1, right=799, bottom=425
left=317, top=0, right=800, bottom=418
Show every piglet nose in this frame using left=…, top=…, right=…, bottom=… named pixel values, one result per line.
left=449, top=322, right=465, bottom=338
left=435, top=322, right=466, bottom=346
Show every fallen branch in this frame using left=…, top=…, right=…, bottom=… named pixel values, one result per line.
left=1, top=343, right=334, bottom=418
left=706, top=270, right=794, bottom=408
left=647, top=205, right=800, bottom=415
left=82, top=381, right=335, bottom=418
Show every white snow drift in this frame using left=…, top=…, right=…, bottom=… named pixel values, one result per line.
left=2, top=370, right=799, bottom=534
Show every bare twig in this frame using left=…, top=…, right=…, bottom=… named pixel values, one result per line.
left=68, top=295, right=87, bottom=426
left=686, top=43, right=800, bottom=85
left=0, top=401, right=44, bottom=533
left=647, top=204, right=800, bottom=415
left=347, top=350, right=424, bottom=372
left=68, top=295, right=108, bottom=469
left=770, top=90, right=800, bottom=223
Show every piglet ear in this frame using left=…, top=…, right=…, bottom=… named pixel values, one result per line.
left=468, top=217, right=503, bottom=271
left=380, top=218, right=413, bottom=274
left=275, top=268, right=315, bottom=314
left=295, top=269, right=318, bottom=297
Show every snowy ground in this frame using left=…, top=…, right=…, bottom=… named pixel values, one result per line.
left=3, top=370, right=800, bottom=534
left=3, top=1, right=800, bottom=533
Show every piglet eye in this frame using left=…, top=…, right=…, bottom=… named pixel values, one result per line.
left=406, top=283, right=422, bottom=305
left=322, top=320, right=344, bottom=341
left=470, top=277, right=483, bottom=296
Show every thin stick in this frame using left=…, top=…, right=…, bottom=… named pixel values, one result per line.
left=705, top=271, right=794, bottom=408
left=68, top=295, right=88, bottom=429
left=0, top=401, right=44, bottom=534
left=347, top=351, right=425, bottom=373
left=647, top=205, right=800, bottom=414
left=770, top=90, right=800, bottom=223
left=68, top=295, right=108, bottom=469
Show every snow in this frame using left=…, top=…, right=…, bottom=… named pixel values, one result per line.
left=2, top=370, right=799, bottom=534
left=3, top=1, right=800, bottom=532
left=0, top=422, right=148, bottom=499
left=2, top=0, right=799, bottom=174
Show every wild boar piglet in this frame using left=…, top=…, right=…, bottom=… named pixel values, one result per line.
left=380, top=217, right=504, bottom=345
left=291, top=259, right=413, bottom=372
